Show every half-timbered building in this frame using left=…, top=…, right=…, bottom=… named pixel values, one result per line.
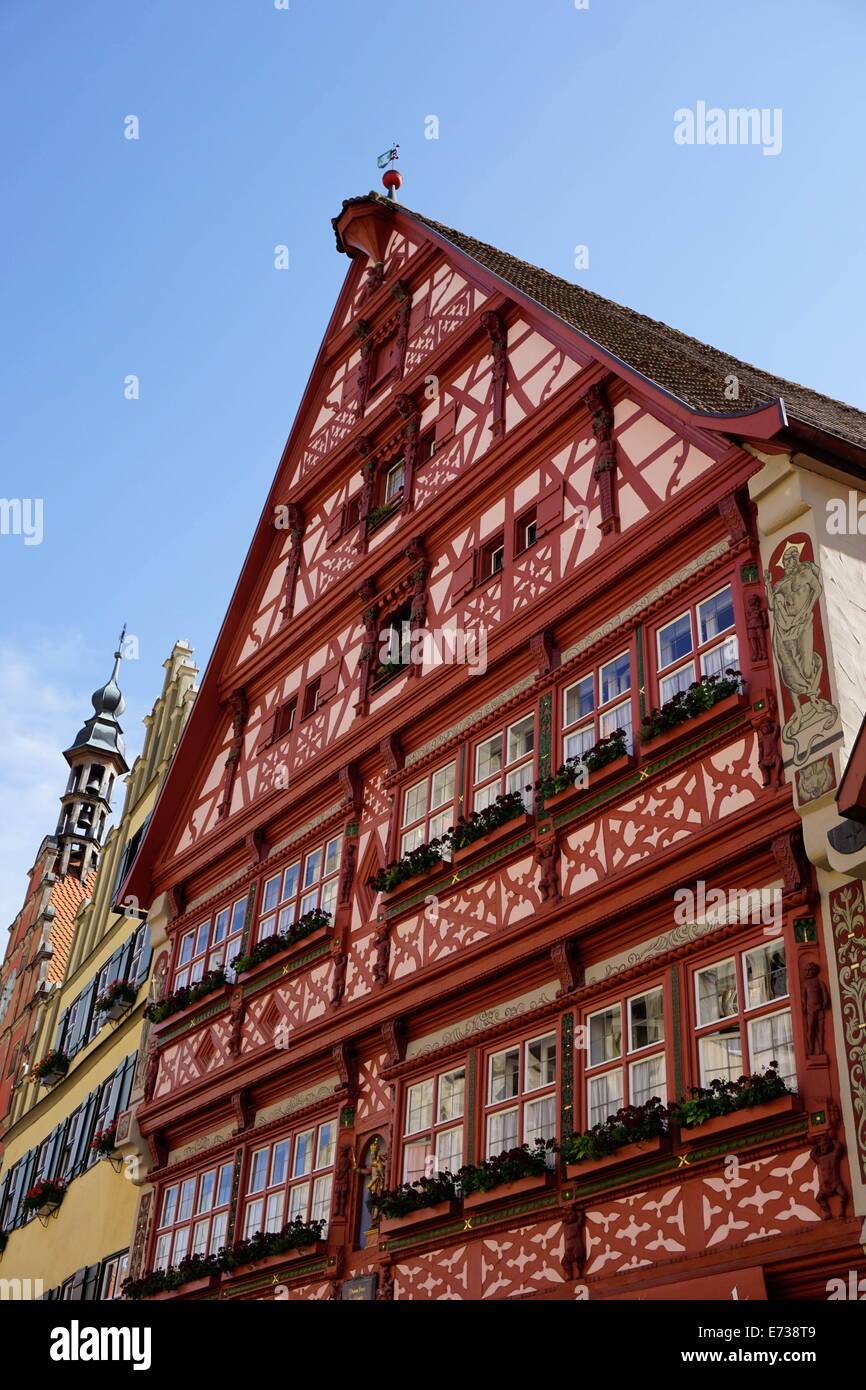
left=119, top=190, right=866, bottom=1301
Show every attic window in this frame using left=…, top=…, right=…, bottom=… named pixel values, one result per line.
left=369, top=334, right=399, bottom=394
left=275, top=698, right=297, bottom=740
left=302, top=679, right=321, bottom=720
left=515, top=507, right=538, bottom=553
left=481, top=535, right=506, bottom=581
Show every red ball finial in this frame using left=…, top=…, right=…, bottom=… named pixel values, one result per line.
left=382, top=168, right=402, bottom=194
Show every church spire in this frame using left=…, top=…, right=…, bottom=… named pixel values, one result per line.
left=55, top=631, right=130, bottom=880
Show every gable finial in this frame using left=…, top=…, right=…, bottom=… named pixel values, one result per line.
left=377, top=143, right=402, bottom=198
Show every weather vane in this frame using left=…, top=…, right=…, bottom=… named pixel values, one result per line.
left=377, top=143, right=402, bottom=198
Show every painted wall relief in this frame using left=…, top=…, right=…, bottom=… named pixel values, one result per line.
left=764, top=533, right=838, bottom=766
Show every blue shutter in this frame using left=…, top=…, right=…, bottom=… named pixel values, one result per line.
left=68, top=980, right=96, bottom=1056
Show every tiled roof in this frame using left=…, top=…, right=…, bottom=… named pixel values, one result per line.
left=335, top=193, right=866, bottom=453
left=46, top=871, right=95, bottom=984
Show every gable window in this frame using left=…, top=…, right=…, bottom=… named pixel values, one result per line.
left=401, top=1066, right=466, bottom=1183
left=302, top=679, right=321, bottom=720
left=485, top=1031, right=557, bottom=1156
left=257, top=834, right=341, bottom=942
left=693, top=939, right=792, bottom=1088
left=480, top=533, right=505, bottom=581
left=153, top=1162, right=234, bottom=1270
left=583, top=984, right=667, bottom=1128
left=400, top=761, right=456, bottom=855
left=562, top=649, right=633, bottom=761
left=174, top=896, right=247, bottom=989
left=474, top=713, right=535, bottom=813
left=656, top=584, right=738, bottom=703
left=241, top=1119, right=336, bottom=1239
left=275, top=698, right=297, bottom=741
left=515, top=506, right=538, bottom=553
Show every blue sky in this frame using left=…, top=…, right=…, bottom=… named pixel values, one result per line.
left=1, top=0, right=864, bottom=927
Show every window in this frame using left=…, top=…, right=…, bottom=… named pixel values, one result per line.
left=399, top=762, right=456, bottom=855
left=401, top=1067, right=465, bottom=1182
left=515, top=507, right=537, bottom=553
left=174, top=896, right=247, bottom=989
left=485, top=1032, right=557, bottom=1156
left=99, top=1252, right=129, bottom=1300
left=473, top=713, right=535, bottom=813
left=694, top=939, right=793, bottom=1088
left=369, top=334, right=399, bottom=394
left=562, top=649, right=633, bottom=761
left=257, top=835, right=341, bottom=942
left=275, top=698, right=297, bottom=741
left=153, top=1162, right=234, bottom=1270
left=241, top=1119, right=336, bottom=1239
left=584, top=985, right=667, bottom=1128
left=302, top=679, right=321, bottom=719
left=656, top=584, right=738, bottom=702
left=481, top=534, right=505, bottom=580
left=384, top=460, right=405, bottom=504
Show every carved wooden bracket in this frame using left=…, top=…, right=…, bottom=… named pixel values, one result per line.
left=338, top=839, right=358, bottom=906
left=718, top=489, right=754, bottom=546
left=530, top=627, right=559, bottom=676
left=245, top=827, right=269, bottom=865
left=379, top=732, right=404, bottom=777
left=339, top=762, right=364, bottom=816
left=231, top=1087, right=255, bottom=1132
left=373, top=920, right=391, bottom=990
left=772, top=829, right=819, bottom=907
left=168, top=884, right=187, bottom=920
left=332, top=1040, right=358, bottom=1093
left=551, top=940, right=582, bottom=997
left=381, top=1017, right=407, bottom=1066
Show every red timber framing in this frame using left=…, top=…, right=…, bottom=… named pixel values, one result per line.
left=119, top=193, right=863, bottom=1302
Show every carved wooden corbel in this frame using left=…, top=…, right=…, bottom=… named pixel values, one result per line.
left=530, top=627, right=559, bottom=676
left=332, top=1041, right=358, bottom=1093
left=245, top=827, right=269, bottom=865
left=379, top=732, right=404, bottom=776
left=718, top=490, right=753, bottom=546
left=551, top=940, right=582, bottom=997
left=231, top=1088, right=254, bottom=1132
left=381, top=1017, right=407, bottom=1066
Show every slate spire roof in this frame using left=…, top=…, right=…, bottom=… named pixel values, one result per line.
left=335, top=192, right=866, bottom=455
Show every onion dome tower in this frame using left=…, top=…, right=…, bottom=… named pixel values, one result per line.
left=55, top=630, right=130, bottom=879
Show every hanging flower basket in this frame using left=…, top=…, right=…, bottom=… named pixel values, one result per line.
left=32, top=1051, right=69, bottom=1087
left=22, top=1178, right=66, bottom=1218
left=95, top=979, right=138, bottom=1021
left=91, top=1126, right=121, bottom=1160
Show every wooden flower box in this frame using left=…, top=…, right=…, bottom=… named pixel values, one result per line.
left=379, top=1200, right=459, bottom=1235
left=638, top=692, right=749, bottom=759
left=147, top=1274, right=220, bottom=1299
left=222, top=1242, right=328, bottom=1281
left=452, top=812, right=533, bottom=865
left=680, top=1093, right=801, bottom=1144
left=462, top=1172, right=552, bottom=1211
left=564, top=1134, right=668, bottom=1179
left=381, top=858, right=450, bottom=907
left=234, top=927, right=331, bottom=982
left=543, top=754, right=636, bottom=814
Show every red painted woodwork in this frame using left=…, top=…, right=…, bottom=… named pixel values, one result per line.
left=119, top=193, right=854, bottom=1303
left=564, top=1135, right=668, bottom=1179
left=379, top=1200, right=459, bottom=1235
left=462, top=1172, right=554, bottom=1211
left=679, top=1093, right=803, bottom=1144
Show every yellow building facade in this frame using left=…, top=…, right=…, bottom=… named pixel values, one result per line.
left=0, top=641, right=197, bottom=1298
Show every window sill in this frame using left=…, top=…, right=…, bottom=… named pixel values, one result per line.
left=371, top=665, right=410, bottom=694
left=638, top=691, right=750, bottom=760
left=679, top=1093, right=801, bottom=1144
left=564, top=1133, right=669, bottom=1180
left=462, top=1171, right=555, bottom=1212
left=379, top=1199, right=460, bottom=1236
left=381, top=858, right=451, bottom=909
